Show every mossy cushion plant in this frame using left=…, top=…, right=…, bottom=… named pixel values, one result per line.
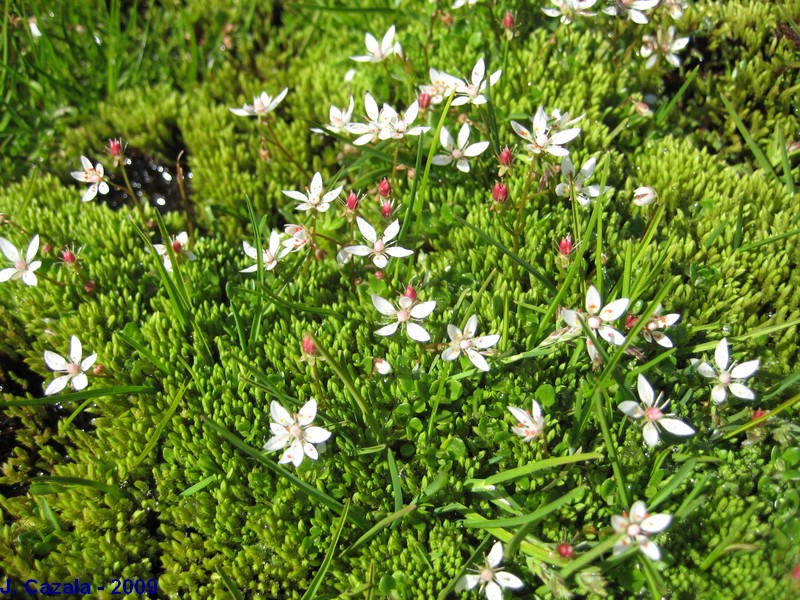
left=1, top=0, right=799, bottom=598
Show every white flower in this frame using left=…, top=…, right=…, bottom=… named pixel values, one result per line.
left=229, top=88, right=288, bottom=117
left=420, top=68, right=463, bottom=105
left=542, top=0, right=599, bottom=24
left=452, top=0, right=479, bottom=8
left=241, top=231, right=284, bottom=273
left=317, top=97, right=354, bottom=135
left=508, top=400, right=545, bottom=442
left=602, top=0, right=659, bottom=25
left=664, top=0, right=688, bottom=20
left=44, top=336, right=97, bottom=395
left=561, top=285, right=629, bottom=346
left=452, top=58, right=502, bottom=107
left=611, top=501, right=671, bottom=561
left=619, top=375, right=695, bottom=447
left=555, top=156, right=607, bottom=206
left=377, top=101, right=430, bottom=140
left=350, top=25, right=402, bottom=62
left=347, top=93, right=389, bottom=146
left=373, top=358, right=392, bottom=375
left=344, top=218, right=413, bottom=268
left=70, top=156, right=109, bottom=202
left=694, top=338, right=759, bottom=404
left=283, top=172, right=343, bottom=213
left=455, top=542, right=524, bottom=599
left=282, top=224, right=312, bottom=253
left=640, top=307, right=680, bottom=348
left=371, top=293, right=436, bottom=342
left=431, top=124, right=490, bottom=173
left=641, top=26, right=690, bottom=69
left=152, top=231, right=197, bottom=273
left=511, top=107, right=581, bottom=157
left=441, top=314, right=500, bottom=371
left=633, top=185, right=658, bottom=206
left=263, top=399, right=331, bottom=467
left=0, top=235, right=41, bottom=286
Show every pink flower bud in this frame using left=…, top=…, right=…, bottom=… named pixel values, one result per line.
left=301, top=335, right=317, bottom=356
left=84, top=280, right=96, bottom=293
left=418, top=92, right=432, bottom=110
left=492, top=182, right=508, bottom=204
left=557, top=543, right=573, bottom=559
left=499, top=145, right=513, bottom=167
left=381, top=201, right=393, bottom=218
left=107, top=138, right=124, bottom=157
left=373, top=358, right=392, bottom=375
left=752, top=408, right=767, bottom=421
left=171, top=240, right=183, bottom=253
left=503, top=11, right=515, bottom=31
left=374, top=270, right=385, bottom=280
left=625, top=315, right=639, bottom=330
left=558, top=235, right=573, bottom=256
left=404, top=284, right=417, bottom=301
left=92, top=364, right=105, bottom=376
left=378, top=178, right=392, bottom=198
left=346, top=191, right=359, bottom=211
left=41, top=243, right=52, bottom=254
left=633, top=186, right=657, bottom=206
left=62, top=248, right=77, bottom=264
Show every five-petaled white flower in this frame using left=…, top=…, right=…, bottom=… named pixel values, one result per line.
left=378, top=101, right=430, bottom=140
left=452, top=58, right=502, bottom=107
left=432, top=124, right=490, bottom=173
left=350, top=25, right=402, bottom=62
left=555, top=156, right=607, bottom=206
left=452, top=0, right=480, bottom=9
left=315, top=97, right=354, bottom=135
left=562, top=286, right=629, bottom=345
left=241, top=231, right=285, bottom=273
left=282, top=224, right=312, bottom=253
left=508, top=400, right=546, bottom=442
left=344, top=218, right=413, bottom=268
left=347, top=93, right=388, bottom=146
left=602, top=0, right=659, bottom=25
left=455, top=541, right=524, bottom=599
left=641, top=26, right=690, bottom=69
left=70, top=156, right=109, bottom=202
left=611, top=501, right=671, bottom=561
left=441, top=314, right=500, bottom=371
left=694, top=338, right=759, bottom=404
left=229, top=88, right=288, bottom=117
left=664, top=0, right=688, bottom=20
left=283, top=172, right=343, bottom=213
left=371, top=293, right=436, bottom=342
left=153, top=231, right=197, bottom=273
left=619, top=375, right=695, bottom=447
left=263, top=399, right=331, bottom=467
left=542, top=0, right=599, bottom=24
left=511, top=107, right=581, bottom=157
left=0, top=235, right=41, bottom=286
left=44, top=335, right=97, bottom=395
left=640, top=307, right=680, bottom=348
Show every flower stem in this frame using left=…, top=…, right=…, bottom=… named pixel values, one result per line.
left=594, top=385, right=629, bottom=507
left=118, top=163, right=147, bottom=226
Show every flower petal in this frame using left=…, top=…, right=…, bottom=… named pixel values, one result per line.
left=487, top=542, right=504, bottom=568
left=441, top=346, right=461, bottom=361
left=264, top=433, right=291, bottom=451
left=71, top=372, right=88, bottom=390
left=297, top=398, right=317, bottom=426
left=463, top=141, right=490, bottom=157
left=729, top=383, right=755, bottom=400
left=642, top=422, right=660, bottom=447
left=375, top=322, right=399, bottom=337
left=304, top=426, right=331, bottom=444
left=495, top=571, right=524, bottom=589
left=383, top=219, right=400, bottom=242
left=731, top=360, right=759, bottom=379
left=371, top=294, right=397, bottom=316
left=619, top=401, right=644, bottom=419
left=25, top=235, right=39, bottom=262
left=69, top=336, right=83, bottom=365
left=598, top=325, right=626, bottom=345
left=630, top=501, right=648, bottom=522
left=473, top=334, right=500, bottom=349
left=44, top=351, right=68, bottom=371
left=44, top=375, right=70, bottom=395
left=695, top=362, right=716, bottom=378
left=455, top=574, right=480, bottom=592
left=637, top=374, right=655, bottom=406
left=457, top=123, right=471, bottom=150
left=81, top=353, right=97, bottom=371
left=405, top=322, right=430, bottom=342
left=715, top=338, right=729, bottom=370
left=485, top=581, right=503, bottom=600
left=466, top=349, right=490, bottom=372
left=601, top=298, right=629, bottom=321
left=638, top=540, right=661, bottom=561
left=659, top=418, right=695, bottom=437
left=0, top=237, right=19, bottom=261
left=410, top=300, right=436, bottom=319
left=585, top=285, right=601, bottom=314
left=270, top=401, right=294, bottom=427
left=711, top=384, right=728, bottom=404
left=641, top=513, right=672, bottom=533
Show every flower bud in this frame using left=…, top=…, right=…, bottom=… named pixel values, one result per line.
left=301, top=335, right=317, bottom=356
left=84, top=280, right=96, bottom=293
left=171, top=240, right=183, bottom=253
left=374, top=270, right=385, bottom=280
left=374, top=358, right=392, bottom=375
left=381, top=201, right=394, bottom=218
left=499, top=145, right=513, bottom=167
left=346, top=190, right=359, bottom=211
left=107, top=138, right=124, bottom=157
left=752, top=408, right=767, bottom=421
left=625, top=314, right=639, bottom=330
left=558, top=235, right=573, bottom=256
left=404, top=284, right=417, bottom=302
left=633, top=186, right=657, bottom=206
left=314, top=247, right=327, bottom=261
left=41, top=243, right=52, bottom=254
left=418, top=92, right=432, bottom=110
left=92, top=364, right=105, bottom=376
left=62, top=248, right=77, bottom=264
left=557, top=543, right=573, bottom=559
left=492, top=182, right=508, bottom=204
left=503, top=11, right=515, bottom=32
left=378, top=178, right=392, bottom=198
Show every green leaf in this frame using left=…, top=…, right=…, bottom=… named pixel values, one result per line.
left=462, top=486, right=585, bottom=528
left=179, top=475, right=217, bottom=497
left=0, top=385, right=156, bottom=408
left=475, top=452, right=602, bottom=486
left=302, top=501, right=351, bottom=600
left=341, top=503, right=417, bottom=557
left=720, top=94, right=779, bottom=182
left=29, top=476, right=129, bottom=499
left=132, top=382, right=188, bottom=469
left=216, top=565, right=244, bottom=600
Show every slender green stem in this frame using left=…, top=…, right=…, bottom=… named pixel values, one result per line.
left=593, top=386, right=629, bottom=507
left=119, top=163, right=147, bottom=226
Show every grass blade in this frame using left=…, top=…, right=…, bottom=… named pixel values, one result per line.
left=341, top=503, right=417, bottom=557
left=647, top=458, right=697, bottom=510
left=179, top=475, right=217, bottom=497
left=132, top=382, right=188, bottom=468
left=302, top=500, right=351, bottom=600
left=462, top=486, right=584, bottom=528
left=473, top=452, right=602, bottom=487
left=0, top=385, right=155, bottom=408
left=720, top=94, right=778, bottom=181
left=387, top=449, right=403, bottom=513
left=29, top=476, right=129, bottom=499
left=117, top=323, right=170, bottom=374
left=216, top=565, right=244, bottom=600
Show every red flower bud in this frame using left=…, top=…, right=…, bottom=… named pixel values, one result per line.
left=752, top=408, right=767, bottom=421
left=625, top=314, right=639, bottom=330
left=107, top=138, right=124, bottom=157
left=492, top=182, right=508, bottom=204
left=84, top=280, right=96, bottom=293
left=62, top=248, right=76, bottom=264
left=378, top=178, right=392, bottom=198
left=92, top=364, right=105, bottom=376
left=404, top=284, right=417, bottom=301
left=557, top=543, right=573, bottom=558
left=302, top=335, right=317, bottom=356
left=503, top=11, right=515, bottom=31
left=374, top=270, right=385, bottom=280
left=346, top=191, right=359, bottom=211
left=418, top=92, right=432, bottom=110
left=558, top=235, right=573, bottom=256
left=499, top=145, right=513, bottom=167
left=381, top=201, right=394, bottom=218
left=41, top=243, right=52, bottom=254
left=171, top=240, right=183, bottom=253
